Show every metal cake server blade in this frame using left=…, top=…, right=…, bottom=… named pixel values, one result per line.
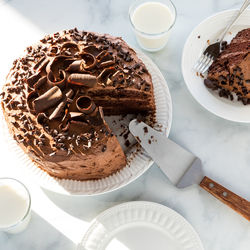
left=129, top=119, right=250, bottom=221
left=129, top=119, right=202, bottom=187
left=176, top=158, right=204, bottom=188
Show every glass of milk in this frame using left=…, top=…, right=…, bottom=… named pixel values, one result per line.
left=129, top=0, right=176, bottom=52
left=0, top=178, right=31, bottom=234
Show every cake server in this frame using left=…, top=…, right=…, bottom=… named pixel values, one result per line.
left=129, top=119, right=250, bottom=221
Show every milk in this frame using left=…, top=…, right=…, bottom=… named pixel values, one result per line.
left=0, top=181, right=31, bottom=234
left=130, top=1, right=175, bottom=51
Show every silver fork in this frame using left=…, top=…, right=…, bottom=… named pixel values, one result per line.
left=194, top=0, right=250, bottom=74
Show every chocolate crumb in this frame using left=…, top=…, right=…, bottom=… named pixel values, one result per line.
left=102, top=145, right=107, bottom=152
left=135, top=136, right=141, bottom=143
left=125, top=140, right=130, bottom=147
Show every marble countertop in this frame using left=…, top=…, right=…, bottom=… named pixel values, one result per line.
left=0, top=0, right=249, bottom=249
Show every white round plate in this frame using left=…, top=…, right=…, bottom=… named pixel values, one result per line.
left=77, top=201, right=204, bottom=250
left=182, top=9, right=250, bottom=122
left=0, top=49, right=172, bottom=195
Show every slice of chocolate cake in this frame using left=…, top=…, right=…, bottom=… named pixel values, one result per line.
left=204, top=28, right=250, bottom=104
left=1, top=28, right=155, bottom=181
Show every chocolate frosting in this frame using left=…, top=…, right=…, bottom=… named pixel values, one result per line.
left=1, top=28, right=155, bottom=180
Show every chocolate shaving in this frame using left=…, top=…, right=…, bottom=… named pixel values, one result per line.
left=76, top=96, right=96, bottom=114
left=33, top=86, right=63, bottom=112
left=49, top=46, right=59, bottom=56
left=68, top=73, right=97, bottom=88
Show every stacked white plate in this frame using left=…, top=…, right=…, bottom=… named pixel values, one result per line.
left=77, top=201, right=204, bottom=250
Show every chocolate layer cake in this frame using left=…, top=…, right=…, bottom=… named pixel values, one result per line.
left=1, top=28, right=155, bottom=180
left=204, top=28, right=250, bottom=104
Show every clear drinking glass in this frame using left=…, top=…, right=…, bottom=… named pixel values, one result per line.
left=0, top=178, right=31, bottom=234
left=129, top=0, right=177, bottom=52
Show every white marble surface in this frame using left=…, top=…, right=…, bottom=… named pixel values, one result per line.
left=0, top=0, right=249, bottom=249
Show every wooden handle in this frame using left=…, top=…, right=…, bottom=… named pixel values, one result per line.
left=200, top=176, right=250, bottom=221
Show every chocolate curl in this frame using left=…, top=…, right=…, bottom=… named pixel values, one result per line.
left=27, top=91, right=39, bottom=113
left=87, top=106, right=104, bottom=126
left=60, top=42, right=80, bottom=55
left=59, top=122, right=70, bottom=132
left=34, top=56, right=46, bottom=70
left=66, top=60, right=84, bottom=72
left=34, top=76, right=47, bottom=91
left=49, top=99, right=67, bottom=120
left=69, top=112, right=90, bottom=126
left=96, top=51, right=115, bottom=68
left=65, top=89, right=74, bottom=99
left=96, top=51, right=108, bottom=60
left=26, top=72, right=41, bottom=88
left=99, top=60, right=115, bottom=68
left=76, top=96, right=96, bottom=114
left=68, top=73, right=97, bottom=88
left=33, top=86, right=63, bottom=113
left=48, top=69, right=67, bottom=89
left=65, top=89, right=74, bottom=104
left=49, top=89, right=74, bottom=120
left=37, top=58, right=50, bottom=72
left=46, top=55, right=74, bottom=75
left=80, top=53, right=96, bottom=70
left=46, top=55, right=74, bottom=89
left=70, top=120, right=89, bottom=128
left=59, top=107, right=71, bottom=131
left=82, top=45, right=100, bottom=56
left=97, top=67, right=116, bottom=84
left=69, top=112, right=83, bottom=118
left=111, top=70, right=126, bottom=83
left=37, top=113, right=49, bottom=125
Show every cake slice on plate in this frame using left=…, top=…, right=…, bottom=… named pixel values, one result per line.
left=204, top=28, right=250, bottom=104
